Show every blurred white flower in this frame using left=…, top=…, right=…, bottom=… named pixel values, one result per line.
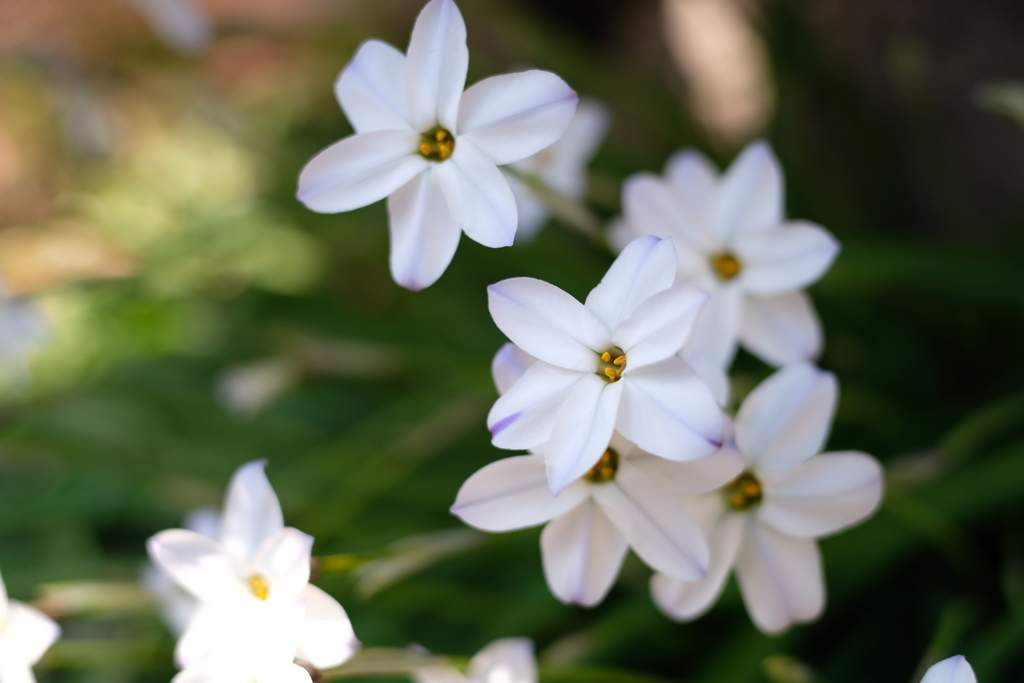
left=143, top=507, right=220, bottom=635
left=0, top=279, right=47, bottom=378
left=922, top=656, right=977, bottom=683
left=503, top=100, right=611, bottom=243
left=216, top=358, right=302, bottom=416
left=487, top=235, right=725, bottom=494
left=453, top=432, right=742, bottom=606
left=414, top=638, right=537, bottom=683
left=147, top=461, right=359, bottom=670
left=611, top=141, right=839, bottom=368
left=297, top=0, right=578, bottom=290
left=127, top=0, right=213, bottom=54
left=172, top=602, right=312, bottom=683
left=0, top=566, right=61, bottom=683
left=650, top=364, right=883, bottom=633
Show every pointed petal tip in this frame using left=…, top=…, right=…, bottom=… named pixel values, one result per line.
left=489, top=412, right=521, bottom=438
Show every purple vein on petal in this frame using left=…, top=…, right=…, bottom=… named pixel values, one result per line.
left=490, top=412, right=521, bottom=437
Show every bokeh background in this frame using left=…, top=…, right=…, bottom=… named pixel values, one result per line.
left=0, top=0, right=1023, bottom=681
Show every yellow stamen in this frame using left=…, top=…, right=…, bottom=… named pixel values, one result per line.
left=724, top=472, right=763, bottom=510
left=249, top=575, right=270, bottom=601
left=596, top=347, right=626, bottom=383
left=613, top=356, right=627, bottom=366
left=604, top=367, right=617, bottom=380
left=419, top=126, right=455, bottom=161
left=711, top=253, right=742, bottom=280
left=601, top=351, right=612, bottom=362
left=583, top=448, right=619, bottom=484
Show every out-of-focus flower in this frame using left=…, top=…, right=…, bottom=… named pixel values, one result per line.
left=453, top=432, right=742, bottom=606
left=147, top=460, right=359, bottom=670
left=216, top=357, right=302, bottom=416
left=612, top=141, right=839, bottom=368
left=172, top=603, right=312, bottom=683
left=414, top=638, right=537, bottom=683
left=650, top=364, right=883, bottom=634
left=921, top=656, right=977, bottom=683
left=504, top=100, right=611, bottom=243
left=297, top=0, right=578, bottom=290
left=127, top=0, right=213, bottom=54
left=143, top=507, right=220, bottom=635
left=0, top=277, right=48, bottom=379
left=0, top=566, right=61, bottom=682
left=487, top=235, right=724, bottom=494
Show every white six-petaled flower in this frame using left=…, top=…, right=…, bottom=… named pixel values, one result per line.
left=611, top=141, right=840, bottom=369
left=453, top=431, right=743, bottom=606
left=922, top=656, right=977, bottom=683
left=0, top=566, right=60, bottom=683
left=503, top=99, right=611, bottom=243
left=297, top=0, right=578, bottom=290
left=147, top=460, right=359, bottom=671
left=650, top=363, right=883, bottom=634
left=414, top=638, right=537, bottom=683
left=487, top=235, right=725, bottom=494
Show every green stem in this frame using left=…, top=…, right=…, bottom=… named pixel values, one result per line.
left=504, top=167, right=608, bottom=247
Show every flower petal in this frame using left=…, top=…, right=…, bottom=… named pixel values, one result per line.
left=221, top=460, right=284, bottom=563
left=921, top=657, right=978, bottom=683
left=296, top=584, right=360, bottom=669
left=297, top=131, right=428, bottom=213
left=488, top=278, right=609, bottom=371
left=386, top=167, right=461, bottom=290
left=335, top=40, right=413, bottom=134
left=6, top=600, right=60, bottom=665
left=739, top=290, right=823, bottom=366
left=734, top=222, right=840, bottom=296
left=706, top=140, right=783, bottom=241
left=176, top=600, right=304, bottom=668
left=147, top=530, right=246, bottom=603
left=584, top=235, right=678, bottom=331
left=620, top=174, right=720, bottom=278
left=253, top=528, right=314, bottom=602
left=650, top=512, right=745, bottom=620
left=683, top=283, right=742, bottom=369
left=545, top=375, right=623, bottom=494
left=539, top=98, right=611, bottom=184
left=540, top=498, right=628, bottom=607
left=734, top=522, right=824, bottom=634
left=0, top=567, right=7, bottom=625
left=451, top=455, right=589, bottom=531
left=491, top=343, right=538, bottom=396
left=405, top=0, right=468, bottom=132
left=735, top=363, right=837, bottom=472
left=617, top=356, right=725, bottom=462
left=665, top=149, right=718, bottom=213
left=758, top=452, right=884, bottom=538
left=458, top=70, right=578, bottom=166
left=468, top=638, right=538, bottom=683
left=680, top=346, right=730, bottom=407
left=435, top=140, right=519, bottom=248
left=613, top=284, right=708, bottom=369
left=594, top=465, right=709, bottom=580
left=504, top=170, right=550, bottom=243
left=488, top=360, right=583, bottom=449
left=629, top=443, right=745, bottom=495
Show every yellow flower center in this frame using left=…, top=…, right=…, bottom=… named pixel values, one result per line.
left=724, top=472, right=763, bottom=510
left=419, top=127, right=455, bottom=161
left=711, top=253, right=742, bottom=280
left=596, top=347, right=626, bottom=382
left=248, top=574, right=270, bottom=601
left=583, top=448, right=619, bottom=484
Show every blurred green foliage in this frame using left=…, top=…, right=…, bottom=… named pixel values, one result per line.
left=0, top=1, right=1022, bottom=683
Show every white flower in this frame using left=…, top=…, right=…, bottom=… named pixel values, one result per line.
left=128, top=0, right=212, bottom=54
left=414, top=638, right=537, bottom=683
left=147, top=461, right=359, bottom=670
left=0, top=566, right=61, bottom=683
left=0, top=280, right=47, bottom=378
left=143, top=507, right=220, bottom=635
left=503, top=99, right=611, bottom=242
left=297, top=0, right=578, bottom=290
left=172, top=603, right=312, bottom=683
left=611, top=141, right=839, bottom=368
left=216, top=358, right=301, bottom=416
left=453, top=431, right=743, bottom=606
left=487, top=235, right=725, bottom=493
left=650, top=363, right=883, bottom=633
left=922, top=656, right=977, bottom=683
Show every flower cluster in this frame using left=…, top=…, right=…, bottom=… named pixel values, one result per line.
left=451, top=138, right=882, bottom=630
left=146, top=461, right=359, bottom=681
